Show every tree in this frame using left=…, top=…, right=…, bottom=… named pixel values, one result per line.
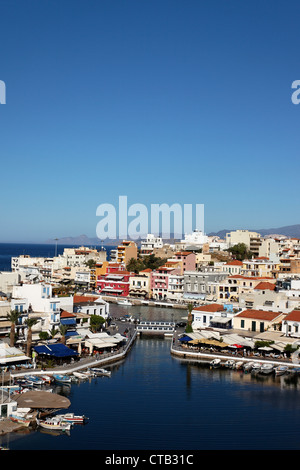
left=25, top=318, right=38, bottom=358
left=227, top=243, right=253, bottom=261
left=59, top=324, right=68, bottom=345
left=185, top=303, right=194, bottom=333
left=90, top=314, right=105, bottom=333
left=6, top=309, right=21, bottom=347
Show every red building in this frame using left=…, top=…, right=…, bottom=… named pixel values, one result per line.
left=97, top=263, right=132, bottom=297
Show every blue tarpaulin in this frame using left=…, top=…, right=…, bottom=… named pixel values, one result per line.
left=60, top=318, right=77, bottom=325
left=179, top=336, right=193, bottom=342
left=34, top=343, right=79, bottom=357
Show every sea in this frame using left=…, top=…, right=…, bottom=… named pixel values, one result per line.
left=1, top=243, right=300, bottom=452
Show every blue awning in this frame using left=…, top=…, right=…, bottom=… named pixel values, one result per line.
left=34, top=343, right=79, bottom=357
left=179, top=335, right=193, bottom=342
left=60, top=318, right=77, bottom=325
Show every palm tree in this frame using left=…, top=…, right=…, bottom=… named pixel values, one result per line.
left=59, top=324, right=68, bottom=345
left=186, top=303, right=194, bottom=333
left=6, top=309, right=21, bottom=347
left=25, top=318, right=38, bottom=358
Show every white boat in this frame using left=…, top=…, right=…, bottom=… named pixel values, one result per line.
left=243, top=361, right=255, bottom=372
left=73, top=371, right=89, bottom=380
left=234, top=361, right=244, bottom=370
left=53, top=374, right=72, bottom=384
left=26, top=375, right=44, bottom=385
left=275, top=365, right=288, bottom=376
left=251, top=362, right=262, bottom=374
left=37, top=416, right=71, bottom=432
left=210, top=358, right=221, bottom=368
left=90, top=367, right=111, bottom=377
left=55, top=413, right=89, bottom=424
left=224, top=359, right=236, bottom=368
left=117, top=299, right=132, bottom=306
left=10, top=408, right=33, bottom=427
left=260, top=363, right=275, bottom=375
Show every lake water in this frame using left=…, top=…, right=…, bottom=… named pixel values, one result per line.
left=1, top=243, right=300, bottom=451
left=2, top=333, right=300, bottom=451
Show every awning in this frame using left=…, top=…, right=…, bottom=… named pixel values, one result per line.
left=0, top=355, right=30, bottom=364
left=61, top=318, right=77, bottom=325
left=179, top=335, right=193, bottom=342
left=34, top=343, right=79, bottom=357
left=210, top=316, right=231, bottom=324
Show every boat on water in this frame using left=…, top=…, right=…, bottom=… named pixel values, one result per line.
left=53, top=374, right=72, bottom=384
left=55, top=413, right=89, bottom=424
left=275, top=365, right=288, bottom=376
left=234, top=361, right=244, bottom=370
left=10, top=408, right=34, bottom=427
left=210, top=358, right=221, bottom=368
left=251, top=363, right=262, bottom=374
left=40, top=375, right=53, bottom=384
left=36, top=416, right=71, bottom=432
left=26, top=375, right=44, bottom=385
left=90, top=367, right=111, bottom=377
left=259, top=363, right=275, bottom=375
left=224, top=359, right=236, bottom=368
left=243, top=361, right=255, bottom=373
left=117, top=299, right=132, bottom=306
left=73, top=371, right=88, bottom=380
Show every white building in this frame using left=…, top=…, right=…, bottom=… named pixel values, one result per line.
left=140, top=234, right=164, bottom=255
left=180, top=230, right=208, bottom=249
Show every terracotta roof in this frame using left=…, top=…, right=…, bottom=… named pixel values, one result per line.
left=225, top=260, right=243, bottom=266
left=73, top=295, right=99, bottom=304
left=228, top=275, right=274, bottom=280
left=254, top=282, right=276, bottom=291
left=60, top=310, right=76, bottom=318
left=175, top=251, right=193, bottom=256
left=193, top=303, right=224, bottom=312
left=140, top=268, right=152, bottom=272
left=235, top=309, right=282, bottom=321
left=284, top=310, right=300, bottom=322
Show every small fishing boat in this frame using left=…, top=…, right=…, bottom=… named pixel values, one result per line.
left=210, top=358, right=221, bottom=369
left=53, top=374, right=72, bottom=384
left=90, top=367, right=111, bottom=377
left=40, top=375, right=53, bottom=384
left=117, top=299, right=132, bottom=306
left=36, top=416, right=71, bottom=432
left=10, top=408, right=33, bottom=427
left=224, top=359, right=236, bottom=368
left=26, top=375, right=44, bottom=386
left=55, top=413, right=89, bottom=425
left=259, top=363, right=274, bottom=375
left=251, top=362, right=262, bottom=374
left=234, top=361, right=244, bottom=370
left=275, top=365, right=288, bottom=376
left=73, top=371, right=88, bottom=380
left=243, top=361, right=255, bottom=373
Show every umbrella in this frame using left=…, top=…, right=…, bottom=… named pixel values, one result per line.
left=229, top=344, right=243, bottom=349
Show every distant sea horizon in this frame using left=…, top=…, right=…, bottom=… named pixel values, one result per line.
left=0, top=242, right=115, bottom=272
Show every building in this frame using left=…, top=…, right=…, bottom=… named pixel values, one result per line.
left=173, top=251, right=196, bottom=274
left=140, top=234, right=163, bottom=256
left=191, top=303, right=237, bottom=330
left=97, top=264, right=132, bottom=297
left=184, top=271, right=228, bottom=302
left=110, top=240, right=138, bottom=266
left=129, top=270, right=152, bottom=298
left=221, top=260, right=243, bottom=276
left=218, top=275, right=276, bottom=302
left=226, top=230, right=262, bottom=256
left=282, top=309, right=300, bottom=337
left=241, top=258, right=279, bottom=278
left=232, top=309, right=285, bottom=333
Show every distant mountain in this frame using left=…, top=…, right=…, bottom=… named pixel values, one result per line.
left=208, top=224, right=300, bottom=239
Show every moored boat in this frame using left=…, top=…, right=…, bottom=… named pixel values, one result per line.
left=26, top=375, right=44, bottom=385
left=90, top=367, right=111, bottom=377
left=210, top=358, right=221, bottom=368
left=55, top=413, right=89, bottom=424
left=259, top=363, right=275, bottom=375
left=36, top=416, right=71, bottom=432
left=117, top=299, right=132, bottom=306
left=243, top=361, right=255, bottom=373
left=234, top=361, right=244, bottom=370
left=53, top=374, right=72, bottom=384
left=275, top=365, right=288, bottom=376
left=73, top=371, right=88, bottom=380
left=10, top=408, right=34, bottom=427
left=224, top=359, right=236, bottom=368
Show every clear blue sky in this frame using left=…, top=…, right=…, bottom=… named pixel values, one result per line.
left=0, top=0, right=300, bottom=242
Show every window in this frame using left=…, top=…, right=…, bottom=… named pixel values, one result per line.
left=241, top=319, right=245, bottom=328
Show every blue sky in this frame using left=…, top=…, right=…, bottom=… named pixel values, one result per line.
left=0, top=0, right=300, bottom=242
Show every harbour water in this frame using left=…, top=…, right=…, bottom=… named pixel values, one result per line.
left=2, top=244, right=300, bottom=450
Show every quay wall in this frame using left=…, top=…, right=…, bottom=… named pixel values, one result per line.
left=11, top=330, right=137, bottom=379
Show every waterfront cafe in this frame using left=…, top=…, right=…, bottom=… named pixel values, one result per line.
left=84, top=332, right=126, bottom=355
left=33, top=343, right=79, bottom=366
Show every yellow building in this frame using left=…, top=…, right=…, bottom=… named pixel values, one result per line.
left=232, top=309, right=285, bottom=333
left=117, top=241, right=138, bottom=265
